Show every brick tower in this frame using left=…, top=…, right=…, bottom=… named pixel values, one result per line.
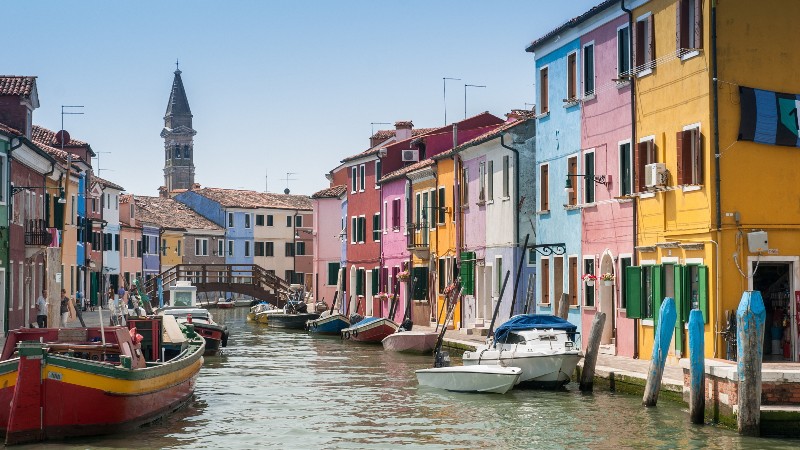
left=161, top=66, right=196, bottom=191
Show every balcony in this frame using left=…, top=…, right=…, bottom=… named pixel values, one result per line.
left=25, top=219, right=52, bottom=246
left=406, top=222, right=430, bottom=259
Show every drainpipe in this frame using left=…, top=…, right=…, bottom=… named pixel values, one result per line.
left=499, top=133, right=521, bottom=246
left=711, top=0, right=722, bottom=356
left=451, top=124, right=463, bottom=327
left=404, top=174, right=414, bottom=316
left=621, top=0, right=639, bottom=359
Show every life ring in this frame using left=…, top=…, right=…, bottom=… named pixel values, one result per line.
left=343, top=330, right=350, bottom=340
left=352, top=329, right=359, bottom=338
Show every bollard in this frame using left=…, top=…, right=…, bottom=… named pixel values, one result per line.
left=643, top=297, right=677, bottom=407
left=580, top=311, right=606, bottom=392
left=736, top=291, right=766, bottom=436
left=688, top=309, right=705, bottom=424
left=557, top=292, right=569, bottom=320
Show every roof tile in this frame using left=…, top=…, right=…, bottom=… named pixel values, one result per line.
left=312, top=185, right=347, bottom=199
left=133, top=196, right=222, bottom=231
left=0, top=76, right=36, bottom=97
left=190, top=188, right=313, bottom=210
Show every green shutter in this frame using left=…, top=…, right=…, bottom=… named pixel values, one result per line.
left=327, top=263, right=340, bottom=286
left=651, top=265, right=663, bottom=327
left=674, top=265, right=684, bottom=323
left=412, top=267, right=428, bottom=300
left=698, top=265, right=709, bottom=323
left=438, top=260, right=445, bottom=292
left=356, top=269, right=364, bottom=295
left=372, top=269, right=379, bottom=295
left=461, top=252, right=475, bottom=295
left=625, top=266, right=642, bottom=319
left=54, top=199, right=65, bottom=230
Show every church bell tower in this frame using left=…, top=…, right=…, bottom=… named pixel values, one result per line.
left=161, top=64, right=196, bottom=192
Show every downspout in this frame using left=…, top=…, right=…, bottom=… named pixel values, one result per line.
left=711, top=0, right=722, bottom=356
left=500, top=132, right=521, bottom=317
left=5, top=137, right=24, bottom=334
left=621, top=0, right=639, bottom=359
left=451, top=124, right=463, bottom=327
left=404, top=174, right=414, bottom=317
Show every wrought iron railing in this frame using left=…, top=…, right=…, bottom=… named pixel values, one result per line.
left=25, top=219, right=52, bottom=246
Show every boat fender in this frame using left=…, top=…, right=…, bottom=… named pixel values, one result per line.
left=343, top=330, right=350, bottom=340
left=222, top=326, right=229, bottom=347
left=352, top=329, right=358, bottom=338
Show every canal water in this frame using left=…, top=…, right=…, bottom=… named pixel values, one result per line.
left=31, top=308, right=799, bottom=449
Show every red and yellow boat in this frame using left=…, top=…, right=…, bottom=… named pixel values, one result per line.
left=0, top=316, right=204, bottom=445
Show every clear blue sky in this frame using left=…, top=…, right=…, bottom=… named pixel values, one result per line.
left=6, top=0, right=601, bottom=197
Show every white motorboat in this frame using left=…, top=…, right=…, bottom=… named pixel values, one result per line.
left=462, top=315, right=582, bottom=388
left=416, top=365, right=522, bottom=394
left=382, top=330, right=439, bottom=353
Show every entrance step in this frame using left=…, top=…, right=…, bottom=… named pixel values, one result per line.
left=599, top=344, right=616, bottom=355
left=467, top=327, right=489, bottom=336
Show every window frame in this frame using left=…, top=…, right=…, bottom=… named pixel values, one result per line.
left=583, top=256, right=596, bottom=307
left=582, top=41, right=595, bottom=98
left=540, top=256, right=550, bottom=305
left=584, top=149, right=596, bottom=204
left=539, top=65, right=549, bottom=114
left=566, top=155, right=578, bottom=207
left=567, top=51, right=578, bottom=101
left=539, top=163, right=549, bottom=212
left=195, top=238, right=209, bottom=256
left=359, top=164, right=366, bottom=192
left=617, top=23, right=631, bottom=78
left=635, top=13, right=655, bottom=76
left=372, top=213, right=381, bottom=242
left=227, top=212, right=234, bottom=228
left=255, top=214, right=264, bottom=226
left=619, top=139, right=633, bottom=196
left=244, top=213, right=251, bottom=229
left=637, top=136, right=657, bottom=192
left=678, top=124, right=703, bottom=187
left=351, top=166, right=358, bottom=193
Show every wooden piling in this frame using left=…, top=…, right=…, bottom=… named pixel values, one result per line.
left=688, top=309, right=706, bottom=424
left=736, top=291, right=766, bottom=436
left=557, top=292, right=569, bottom=320
left=643, top=297, right=677, bottom=407
left=579, top=311, right=606, bottom=392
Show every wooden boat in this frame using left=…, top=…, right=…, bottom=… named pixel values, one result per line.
left=382, top=330, right=439, bottom=353
left=416, top=366, right=522, bottom=394
left=247, top=302, right=274, bottom=322
left=341, top=317, right=399, bottom=343
left=266, top=311, right=320, bottom=329
left=0, top=316, right=204, bottom=445
left=216, top=300, right=235, bottom=309
left=159, top=308, right=228, bottom=356
left=234, top=298, right=252, bottom=307
left=306, top=313, right=350, bottom=335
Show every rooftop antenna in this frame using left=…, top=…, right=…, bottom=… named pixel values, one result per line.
left=92, top=151, right=112, bottom=174
left=524, top=102, right=535, bottom=111
left=265, top=168, right=268, bottom=193
left=282, top=172, right=297, bottom=194
left=371, top=122, right=390, bottom=137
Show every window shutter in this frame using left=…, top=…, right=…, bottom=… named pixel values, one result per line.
left=625, top=266, right=642, bottom=319
left=412, top=267, right=429, bottom=300
left=635, top=20, right=645, bottom=68
left=677, top=0, right=690, bottom=51
left=695, top=130, right=704, bottom=184
left=695, top=0, right=703, bottom=49
left=438, top=260, right=446, bottom=292
left=438, top=188, right=446, bottom=223
left=637, top=142, right=648, bottom=192
left=676, top=131, right=685, bottom=184
left=651, top=265, right=664, bottom=327
left=698, top=265, right=709, bottom=323
left=674, top=265, right=688, bottom=323
left=371, top=269, right=379, bottom=295
left=649, top=15, right=656, bottom=63
left=460, top=252, right=475, bottom=295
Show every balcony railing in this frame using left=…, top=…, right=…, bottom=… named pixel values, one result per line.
left=406, top=222, right=430, bottom=250
left=25, top=219, right=52, bottom=246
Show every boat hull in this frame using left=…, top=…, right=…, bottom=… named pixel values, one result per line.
left=266, top=313, right=320, bottom=329
left=341, top=318, right=398, bottom=343
left=382, top=331, right=439, bottom=353
left=306, top=314, right=350, bottom=335
left=462, top=351, right=581, bottom=388
left=192, top=323, right=226, bottom=356
left=416, top=366, right=522, bottom=394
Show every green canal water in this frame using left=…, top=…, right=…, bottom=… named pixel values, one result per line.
left=30, top=308, right=799, bottom=449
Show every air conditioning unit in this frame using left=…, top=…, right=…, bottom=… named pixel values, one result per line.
left=401, top=150, right=419, bottom=162
left=645, top=163, right=667, bottom=187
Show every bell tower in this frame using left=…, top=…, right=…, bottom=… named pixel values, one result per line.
left=161, top=63, right=196, bottom=192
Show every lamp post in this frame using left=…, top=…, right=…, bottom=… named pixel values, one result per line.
left=564, top=174, right=608, bottom=193
left=443, top=77, right=461, bottom=125
left=464, top=84, right=486, bottom=119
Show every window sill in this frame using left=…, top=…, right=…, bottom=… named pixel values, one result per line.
left=682, top=185, right=702, bottom=193
left=642, top=319, right=654, bottom=327
left=636, top=68, right=653, bottom=78
left=538, top=302, right=550, bottom=307
left=584, top=306, right=596, bottom=310
left=639, top=192, right=656, bottom=199
left=615, top=80, right=631, bottom=89
left=562, top=99, right=580, bottom=108
left=501, top=196, right=510, bottom=202
left=535, top=111, right=550, bottom=119
left=581, top=93, right=596, bottom=102
left=476, top=200, right=486, bottom=206
left=486, top=200, right=494, bottom=205
left=569, top=305, right=580, bottom=310
left=581, top=202, right=597, bottom=209
left=564, top=204, right=581, bottom=211
left=680, top=49, right=701, bottom=61
left=536, top=209, right=550, bottom=215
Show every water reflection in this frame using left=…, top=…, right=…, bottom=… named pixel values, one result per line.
left=25, top=307, right=800, bottom=449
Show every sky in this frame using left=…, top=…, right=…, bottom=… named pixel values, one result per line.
left=6, top=0, right=602, bottom=197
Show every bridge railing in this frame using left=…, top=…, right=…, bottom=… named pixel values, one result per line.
left=143, top=264, right=291, bottom=301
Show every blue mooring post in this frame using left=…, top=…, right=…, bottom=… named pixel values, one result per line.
left=688, top=309, right=706, bottom=424
left=643, top=297, right=677, bottom=407
left=157, top=277, right=164, bottom=308
left=736, top=291, right=766, bottom=436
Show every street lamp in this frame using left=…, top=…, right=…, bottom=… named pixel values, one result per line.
left=564, top=174, right=608, bottom=193
left=464, top=84, right=486, bottom=119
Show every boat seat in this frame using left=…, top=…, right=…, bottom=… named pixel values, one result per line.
left=58, top=328, right=88, bottom=343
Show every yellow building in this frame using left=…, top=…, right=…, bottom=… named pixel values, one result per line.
left=627, top=0, right=800, bottom=362
left=160, top=229, right=184, bottom=269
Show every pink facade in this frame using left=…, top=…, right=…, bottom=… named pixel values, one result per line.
left=312, top=189, right=345, bottom=307
left=580, top=15, right=635, bottom=357
left=379, top=177, right=408, bottom=318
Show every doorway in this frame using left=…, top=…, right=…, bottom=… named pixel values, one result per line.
left=752, top=261, right=795, bottom=361
left=598, top=252, right=615, bottom=346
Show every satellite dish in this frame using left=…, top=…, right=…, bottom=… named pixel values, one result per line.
left=55, top=130, right=71, bottom=145
left=284, top=188, right=290, bottom=194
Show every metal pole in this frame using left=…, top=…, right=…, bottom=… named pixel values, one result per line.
left=464, top=84, right=486, bottom=119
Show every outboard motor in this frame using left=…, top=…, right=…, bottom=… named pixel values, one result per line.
left=434, top=350, right=451, bottom=368
left=399, top=318, right=413, bottom=331
left=349, top=313, right=363, bottom=324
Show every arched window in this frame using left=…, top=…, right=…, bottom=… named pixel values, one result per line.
left=174, top=145, right=181, bottom=159
left=184, top=145, right=191, bottom=159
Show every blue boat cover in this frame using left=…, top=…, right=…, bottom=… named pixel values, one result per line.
left=351, top=317, right=380, bottom=328
left=493, top=314, right=577, bottom=345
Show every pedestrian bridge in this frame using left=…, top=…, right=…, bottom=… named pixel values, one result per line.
left=143, top=264, right=291, bottom=306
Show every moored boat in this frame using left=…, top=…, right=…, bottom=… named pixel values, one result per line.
left=382, top=330, right=439, bottom=353
left=416, top=365, right=522, bottom=394
left=341, top=317, right=399, bottom=343
left=160, top=308, right=228, bottom=356
left=306, top=312, right=350, bottom=335
left=0, top=316, right=204, bottom=445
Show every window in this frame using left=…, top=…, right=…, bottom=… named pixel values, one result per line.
left=265, top=241, right=274, bottom=256
left=438, top=257, right=446, bottom=294
left=487, top=161, right=494, bottom=201
left=0, top=153, right=5, bottom=204
left=553, top=256, right=564, bottom=309
left=375, top=160, right=381, bottom=188
left=583, top=43, right=594, bottom=96
left=371, top=268, right=379, bottom=295
left=327, top=262, right=340, bottom=285
left=618, top=25, right=631, bottom=77
left=383, top=201, right=388, bottom=234
left=351, top=216, right=357, bottom=244
left=162, top=239, right=168, bottom=256
left=437, top=187, right=445, bottom=224
left=461, top=168, right=469, bottom=207
left=245, top=214, right=251, bottom=228
left=635, top=14, right=655, bottom=72
left=359, top=164, right=365, bottom=191
left=130, top=239, right=135, bottom=257
left=137, top=240, right=142, bottom=257
left=373, top=213, right=381, bottom=241
left=196, top=238, right=208, bottom=256
left=391, top=198, right=401, bottom=230
left=567, top=156, right=578, bottom=206
left=620, top=257, right=632, bottom=309
left=677, top=0, right=702, bottom=52
left=296, top=241, right=305, bottom=256
left=177, top=240, right=182, bottom=256
left=461, top=252, right=475, bottom=295
left=266, top=215, right=273, bottom=226
left=567, top=52, right=577, bottom=101
left=636, top=138, right=657, bottom=192
left=584, top=258, right=595, bottom=307
left=124, top=238, right=128, bottom=257
left=286, top=216, right=292, bottom=227
left=244, top=241, right=251, bottom=257
left=358, top=216, right=366, bottom=243
left=478, top=162, right=486, bottom=204
left=678, top=126, right=703, bottom=185
left=625, top=264, right=709, bottom=325
left=255, top=214, right=264, bottom=226
left=351, top=166, right=358, bottom=193
left=415, top=193, right=421, bottom=227
left=228, top=240, right=234, bottom=257
left=539, top=164, right=549, bottom=211
left=411, top=266, right=429, bottom=300
left=255, top=241, right=265, bottom=257
left=285, top=270, right=295, bottom=285
left=539, top=66, right=549, bottom=113
left=494, top=256, right=504, bottom=297
left=217, top=239, right=224, bottom=256
left=228, top=212, right=234, bottom=228
left=502, top=155, right=510, bottom=198
left=285, top=242, right=295, bottom=257
left=569, top=256, right=578, bottom=306
left=619, top=141, right=633, bottom=196
left=142, top=235, right=150, bottom=254
left=356, top=268, right=366, bottom=296
left=584, top=151, right=595, bottom=203
left=295, top=215, right=302, bottom=228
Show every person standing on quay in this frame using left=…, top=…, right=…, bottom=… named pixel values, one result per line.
left=74, top=291, right=86, bottom=327
left=36, top=289, right=48, bottom=328
left=60, top=289, right=70, bottom=327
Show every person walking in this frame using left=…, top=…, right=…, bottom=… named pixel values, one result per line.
left=74, top=291, right=86, bottom=327
left=36, top=289, right=48, bottom=328
left=60, top=289, right=70, bottom=327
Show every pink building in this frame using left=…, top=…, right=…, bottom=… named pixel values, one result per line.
left=311, top=185, right=346, bottom=307
left=377, top=170, right=410, bottom=318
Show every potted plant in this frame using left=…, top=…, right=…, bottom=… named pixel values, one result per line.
left=582, top=273, right=597, bottom=286
left=397, top=270, right=410, bottom=282
left=376, top=292, right=389, bottom=301
left=600, top=273, right=615, bottom=286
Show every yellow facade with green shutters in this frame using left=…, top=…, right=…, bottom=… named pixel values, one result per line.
left=431, top=158, right=460, bottom=329
left=627, top=0, right=800, bottom=362
left=160, top=230, right=184, bottom=269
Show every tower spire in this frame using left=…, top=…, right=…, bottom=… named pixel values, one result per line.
left=161, top=65, right=196, bottom=192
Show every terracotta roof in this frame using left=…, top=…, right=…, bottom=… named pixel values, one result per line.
left=526, top=0, right=618, bottom=52
left=0, top=76, right=36, bottom=97
left=0, top=123, right=22, bottom=135
left=379, top=159, right=435, bottom=184
left=434, top=118, right=532, bottom=160
left=343, top=127, right=437, bottom=163
left=134, top=196, right=222, bottom=231
left=312, top=185, right=346, bottom=199
left=91, top=175, right=125, bottom=192
left=190, top=188, right=312, bottom=210
left=31, top=125, right=88, bottom=147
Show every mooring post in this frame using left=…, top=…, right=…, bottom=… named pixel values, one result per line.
left=643, top=297, right=677, bottom=407
left=557, top=292, right=569, bottom=320
left=688, top=309, right=706, bottom=424
left=580, top=311, right=606, bottom=392
left=736, top=290, right=766, bottom=436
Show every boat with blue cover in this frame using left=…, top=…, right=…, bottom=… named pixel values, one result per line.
left=341, top=316, right=398, bottom=343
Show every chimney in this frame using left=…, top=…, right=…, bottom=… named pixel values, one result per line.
left=505, top=109, right=536, bottom=122
left=158, top=186, right=168, bottom=198
left=394, top=120, right=413, bottom=141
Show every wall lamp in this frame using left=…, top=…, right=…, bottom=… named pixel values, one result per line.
left=10, top=184, right=67, bottom=203
left=564, top=174, right=608, bottom=193
left=294, top=228, right=314, bottom=240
